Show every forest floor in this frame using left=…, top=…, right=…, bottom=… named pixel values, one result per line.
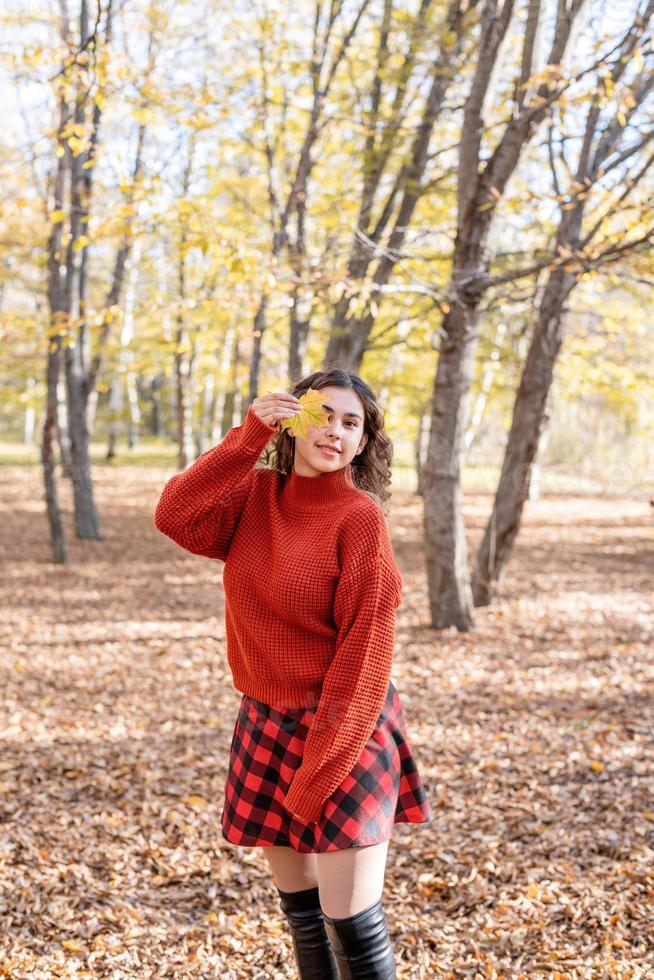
left=0, top=463, right=652, bottom=979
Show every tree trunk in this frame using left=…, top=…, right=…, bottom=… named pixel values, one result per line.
left=248, top=295, right=267, bottom=404
left=221, top=390, right=236, bottom=440
left=125, top=334, right=141, bottom=451
left=56, top=0, right=109, bottom=539
left=44, top=71, right=71, bottom=558
left=175, top=323, right=195, bottom=469
left=468, top=0, right=654, bottom=605
left=150, top=373, right=165, bottom=437
left=288, top=292, right=310, bottom=385
left=196, top=371, right=214, bottom=456
left=472, top=268, right=574, bottom=606
left=105, top=240, right=142, bottom=457
left=199, top=333, right=228, bottom=452
left=209, top=385, right=224, bottom=444
left=219, top=328, right=241, bottom=439
left=24, top=377, right=36, bottom=444
left=56, top=375, right=73, bottom=478
left=106, top=375, right=122, bottom=460
left=208, top=329, right=232, bottom=443
left=415, top=410, right=427, bottom=496
left=42, top=340, right=68, bottom=564
left=423, top=297, right=479, bottom=628
left=420, top=0, right=590, bottom=628
left=64, top=341, right=102, bottom=538
left=86, top=387, right=99, bottom=438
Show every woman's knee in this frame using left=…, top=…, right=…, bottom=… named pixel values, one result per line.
left=316, top=840, right=390, bottom=918
left=260, top=845, right=319, bottom=891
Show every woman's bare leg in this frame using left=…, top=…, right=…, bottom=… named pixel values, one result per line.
left=316, top=839, right=390, bottom=918
left=260, top=845, right=319, bottom=891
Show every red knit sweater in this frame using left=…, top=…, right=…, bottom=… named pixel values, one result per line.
left=153, top=405, right=404, bottom=824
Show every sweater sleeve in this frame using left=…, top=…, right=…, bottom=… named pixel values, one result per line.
left=153, top=405, right=277, bottom=560
left=282, top=505, right=403, bottom=824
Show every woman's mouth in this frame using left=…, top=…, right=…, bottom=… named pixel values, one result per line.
left=318, top=445, right=340, bottom=458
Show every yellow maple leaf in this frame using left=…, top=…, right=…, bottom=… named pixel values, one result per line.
left=182, top=794, right=208, bottom=807
left=61, top=940, right=84, bottom=953
left=279, top=388, right=330, bottom=439
left=73, top=235, right=91, bottom=252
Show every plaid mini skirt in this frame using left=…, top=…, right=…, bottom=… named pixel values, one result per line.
left=220, top=679, right=433, bottom=853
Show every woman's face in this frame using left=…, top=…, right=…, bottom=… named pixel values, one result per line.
left=292, top=385, right=369, bottom=477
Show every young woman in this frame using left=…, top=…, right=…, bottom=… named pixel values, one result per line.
left=154, top=368, right=432, bottom=979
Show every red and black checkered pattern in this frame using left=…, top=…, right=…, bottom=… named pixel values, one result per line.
left=220, top=679, right=433, bottom=853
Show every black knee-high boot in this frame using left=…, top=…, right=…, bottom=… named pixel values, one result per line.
left=322, top=898, right=397, bottom=980
left=276, top=885, right=339, bottom=979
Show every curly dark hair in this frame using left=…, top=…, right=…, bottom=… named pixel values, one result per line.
left=262, top=368, right=396, bottom=513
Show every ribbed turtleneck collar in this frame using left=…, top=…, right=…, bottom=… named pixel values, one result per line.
left=283, top=462, right=357, bottom=510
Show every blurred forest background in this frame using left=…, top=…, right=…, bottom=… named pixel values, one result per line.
left=1, top=0, right=653, bottom=594
left=1, top=0, right=653, bottom=974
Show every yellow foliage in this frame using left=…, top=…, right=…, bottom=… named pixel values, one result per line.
left=61, top=940, right=84, bottom=953
left=186, top=112, right=214, bottom=131
left=61, top=122, right=86, bottom=139
left=67, top=135, right=88, bottom=157
left=132, top=106, right=156, bottom=125
left=182, top=794, right=208, bottom=807
left=279, top=388, right=330, bottom=439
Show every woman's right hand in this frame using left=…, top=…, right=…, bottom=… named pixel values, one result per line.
left=251, top=392, right=302, bottom=430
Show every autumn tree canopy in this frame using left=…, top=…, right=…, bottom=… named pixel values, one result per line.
left=0, top=0, right=652, bottom=608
